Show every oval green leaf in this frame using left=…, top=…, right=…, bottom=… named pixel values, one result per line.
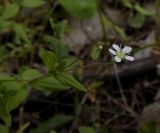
left=59, top=0, right=97, bottom=19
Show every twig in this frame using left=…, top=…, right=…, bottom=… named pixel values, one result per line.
left=69, top=93, right=88, bottom=133
left=114, top=64, right=128, bottom=107
left=19, top=107, right=24, bottom=130
left=103, top=111, right=125, bottom=126
left=114, top=64, right=137, bottom=117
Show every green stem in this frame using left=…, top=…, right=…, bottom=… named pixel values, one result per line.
left=16, top=122, right=30, bottom=133
left=95, top=0, right=107, bottom=46
left=27, top=74, right=50, bottom=85
left=0, top=74, right=50, bottom=86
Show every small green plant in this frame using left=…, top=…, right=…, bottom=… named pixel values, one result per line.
left=0, top=0, right=158, bottom=132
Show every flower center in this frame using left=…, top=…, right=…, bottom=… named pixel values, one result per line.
left=117, top=51, right=125, bottom=59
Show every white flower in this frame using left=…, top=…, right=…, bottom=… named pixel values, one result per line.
left=109, top=44, right=134, bottom=62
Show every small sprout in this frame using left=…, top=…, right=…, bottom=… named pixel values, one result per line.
left=109, top=44, right=134, bottom=62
